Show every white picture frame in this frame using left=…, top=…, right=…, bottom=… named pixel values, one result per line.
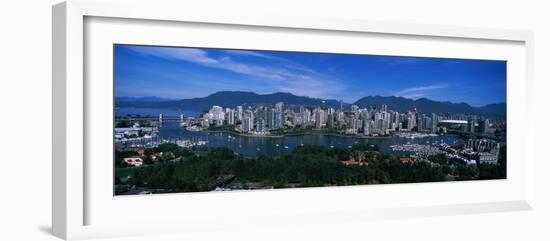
left=52, top=1, right=535, bottom=240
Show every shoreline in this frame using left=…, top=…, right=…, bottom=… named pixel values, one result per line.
left=206, top=129, right=393, bottom=139
left=206, top=129, right=284, bottom=138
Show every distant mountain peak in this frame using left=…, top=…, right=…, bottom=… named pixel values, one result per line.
left=208, top=90, right=255, bottom=96
left=117, top=92, right=505, bottom=117
left=352, top=95, right=505, bottom=116
left=116, top=96, right=173, bottom=102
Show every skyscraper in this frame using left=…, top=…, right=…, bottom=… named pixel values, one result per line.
left=363, top=119, right=371, bottom=135
left=256, top=118, right=266, bottom=132
left=227, top=109, right=235, bottom=125
left=242, top=110, right=254, bottom=132
left=467, top=117, right=476, bottom=133
left=432, top=113, right=439, bottom=133
left=327, top=113, right=335, bottom=128
left=406, top=116, right=414, bottom=131
left=302, top=109, right=311, bottom=126
left=315, top=109, right=325, bottom=128
left=236, top=106, right=243, bottom=121
left=274, top=102, right=284, bottom=129
left=209, top=105, right=225, bottom=126
left=417, top=114, right=424, bottom=131
left=352, top=118, right=362, bottom=131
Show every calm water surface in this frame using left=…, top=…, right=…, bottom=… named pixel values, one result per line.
left=116, top=108, right=463, bottom=158
left=156, top=121, right=462, bottom=158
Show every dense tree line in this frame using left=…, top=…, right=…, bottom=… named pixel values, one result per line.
left=117, top=142, right=506, bottom=194
left=114, top=150, right=138, bottom=168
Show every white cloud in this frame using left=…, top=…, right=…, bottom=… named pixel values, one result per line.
left=129, top=46, right=343, bottom=99
left=134, top=47, right=218, bottom=65
left=223, top=50, right=316, bottom=73
left=394, top=84, right=449, bottom=99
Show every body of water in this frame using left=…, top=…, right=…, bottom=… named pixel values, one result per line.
left=153, top=121, right=463, bottom=158
left=115, top=107, right=202, bottom=117
left=115, top=108, right=464, bottom=158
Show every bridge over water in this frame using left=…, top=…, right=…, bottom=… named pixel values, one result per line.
left=115, top=114, right=189, bottom=122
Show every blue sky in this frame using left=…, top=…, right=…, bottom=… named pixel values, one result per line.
left=114, top=45, right=506, bottom=107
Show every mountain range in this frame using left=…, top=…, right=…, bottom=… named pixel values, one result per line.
left=116, top=91, right=506, bottom=117
left=115, top=96, right=173, bottom=102
left=353, top=96, right=506, bottom=117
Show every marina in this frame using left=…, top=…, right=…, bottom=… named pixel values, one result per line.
left=115, top=120, right=464, bottom=158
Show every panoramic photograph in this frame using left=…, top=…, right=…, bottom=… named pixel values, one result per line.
left=113, top=44, right=507, bottom=195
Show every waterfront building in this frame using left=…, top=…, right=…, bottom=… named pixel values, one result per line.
left=383, top=112, right=391, bottom=131
left=432, top=113, right=439, bottom=133
left=302, top=109, right=311, bottom=126
left=201, top=118, right=210, bottom=128
left=274, top=102, right=284, bottom=129
left=345, top=128, right=358, bottom=135
left=315, top=109, right=326, bottom=128
left=467, top=117, right=476, bottom=133
left=242, top=118, right=253, bottom=132
left=209, top=105, right=225, bottom=124
left=363, top=119, right=371, bottom=135
left=374, top=114, right=383, bottom=133
left=417, top=114, right=424, bottom=132
left=406, top=115, right=415, bottom=131
left=391, top=112, right=399, bottom=131
left=226, top=109, right=235, bottom=125
left=255, top=118, right=266, bottom=132
left=256, top=107, right=269, bottom=129
left=268, top=108, right=276, bottom=129
left=322, top=109, right=329, bottom=126
left=410, top=112, right=417, bottom=129
left=352, top=118, right=362, bottom=131
left=336, top=110, right=344, bottom=122
left=236, top=106, right=243, bottom=121
left=242, top=110, right=254, bottom=132
left=461, top=120, right=469, bottom=132
left=327, top=113, right=335, bottom=128
left=421, top=115, right=432, bottom=131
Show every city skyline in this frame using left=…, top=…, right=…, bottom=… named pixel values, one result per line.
left=114, top=44, right=507, bottom=195
left=114, top=45, right=506, bottom=107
